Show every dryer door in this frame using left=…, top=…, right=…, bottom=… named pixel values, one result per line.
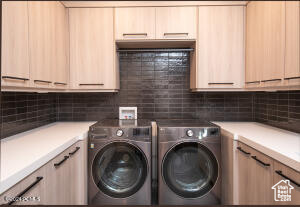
left=92, top=142, right=148, bottom=198
left=162, top=142, right=218, bottom=198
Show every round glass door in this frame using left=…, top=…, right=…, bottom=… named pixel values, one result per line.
left=92, top=142, right=148, bottom=198
left=162, top=142, right=218, bottom=198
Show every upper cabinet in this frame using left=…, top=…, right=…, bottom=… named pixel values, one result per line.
left=69, top=8, right=119, bottom=90
left=28, top=1, right=56, bottom=88
left=115, top=7, right=156, bottom=40
left=53, top=2, right=69, bottom=89
left=284, top=1, right=300, bottom=85
left=155, top=7, right=197, bottom=39
left=191, top=6, right=244, bottom=90
left=1, top=1, right=30, bottom=87
left=246, top=1, right=288, bottom=88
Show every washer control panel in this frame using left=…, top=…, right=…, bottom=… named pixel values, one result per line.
left=184, top=127, right=219, bottom=139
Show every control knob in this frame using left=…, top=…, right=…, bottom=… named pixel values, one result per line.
left=186, top=129, right=194, bottom=137
left=116, top=129, right=123, bottom=137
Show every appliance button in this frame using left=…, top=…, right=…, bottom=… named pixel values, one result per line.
left=186, top=129, right=194, bottom=137
left=116, top=129, right=124, bottom=137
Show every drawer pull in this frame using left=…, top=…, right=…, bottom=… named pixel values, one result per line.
left=237, top=146, right=250, bottom=155
left=284, top=76, right=300, bottom=80
left=54, top=82, right=67, bottom=85
left=79, top=83, right=104, bottom=86
left=2, top=76, right=29, bottom=81
left=275, top=170, right=300, bottom=187
left=208, top=82, right=234, bottom=85
left=8, top=177, right=43, bottom=205
left=90, top=133, right=107, bottom=139
left=261, top=79, right=281, bottom=82
left=34, top=80, right=52, bottom=84
left=251, top=156, right=270, bottom=167
left=69, top=147, right=80, bottom=156
left=123, top=33, right=147, bottom=37
left=245, top=81, right=260, bottom=84
left=164, top=32, right=189, bottom=36
left=54, top=156, right=69, bottom=167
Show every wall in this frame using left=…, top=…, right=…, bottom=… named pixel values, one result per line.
left=254, top=91, right=300, bottom=133
left=57, top=51, right=254, bottom=121
left=1, top=51, right=300, bottom=138
left=1, top=92, right=57, bottom=138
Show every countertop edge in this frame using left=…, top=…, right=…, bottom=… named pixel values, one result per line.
left=0, top=123, right=92, bottom=195
left=216, top=123, right=300, bottom=172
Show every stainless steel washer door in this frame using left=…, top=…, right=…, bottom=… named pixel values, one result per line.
left=92, top=142, right=148, bottom=198
left=162, top=142, right=218, bottom=198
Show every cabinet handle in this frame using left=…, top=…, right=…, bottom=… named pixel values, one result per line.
left=8, top=177, right=43, bottom=205
left=284, top=76, right=300, bottom=80
left=123, top=33, right=147, bottom=37
left=54, top=156, right=69, bottom=167
left=69, top=147, right=80, bottom=156
left=208, top=82, right=234, bottom=85
left=275, top=170, right=300, bottom=187
left=245, top=81, right=260, bottom=84
left=79, top=83, right=104, bottom=86
left=261, top=79, right=281, bottom=82
left=54, top=82, right=67, bottom=85
left=2, top=76, right=29, bottom=81
left=164, top=32, right=189, bottom=36
left=34, top=80, right=52, bottom=84
left=237, top=146, right=250, bottom=155
left=251, top=156, right=270, bottom=167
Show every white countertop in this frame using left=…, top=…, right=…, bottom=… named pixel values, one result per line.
left=0, top=121, right=95, bottom=194
left=213, top=122, right=300, bottom=171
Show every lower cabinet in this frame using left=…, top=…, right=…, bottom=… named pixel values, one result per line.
left=0, top=141, right=86, bottom=205
left=221, top=131, right=300, bottom=205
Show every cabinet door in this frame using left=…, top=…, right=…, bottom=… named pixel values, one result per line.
left=69, top=8, right=117, bottom=90
left=1, top=1, right=30, bottom=88
left=236, top=142, right=252, bottom=205
left=284, top=1, right=300, bottom=85
left=260, top=1, right=285, bottom=86
left=197, top=6, right=244, bottom=89
left=245, top=1, right=262, bottom=87
left=53, top=2, right=69, bottom=89
left=273, top=161, right=300, bottom=205
left=68, top=141, right=86, bottom=205
left=247, top=147, right=274, bottom=205
left=156, top=7, right=197, bottom=39
left=0, top=167, right=45, bottom=205
left=115, top=7, right=156, bottom=40
left=28, top=1, right=55, bottom=88
left=45, top=150, right=71, bottom=204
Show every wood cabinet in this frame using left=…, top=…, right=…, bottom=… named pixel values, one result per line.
left=53, top=2, right=69, bottom=89
left=115, top=7, right=156, bottom=40
left=273, top=161, right=300, bottom=205
left=0, top=167, right=46, bottom=205
left=284, top=1, right=300, bottom=86
left=69, top=8, right=119, bottom=90
left=246, top=1, right=286, bottom=88
left=155, top=7, right=197, bottom=39
left=28, top=1, right=55, bottom=88
left=192, top=6, right=244, bottom=90
left=1, top=1, right=30, bottom=88
left=0, top=141, right=86, bottom=205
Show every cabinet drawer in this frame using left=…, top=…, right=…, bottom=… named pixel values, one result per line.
left=273, top=161, right=300, bottom=205
left=0, top=167, right=45, bottom=205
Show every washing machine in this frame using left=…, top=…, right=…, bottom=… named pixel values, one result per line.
left=88, top=119, right=152, bottom=205
left=157, top=119, right=221, bottom=205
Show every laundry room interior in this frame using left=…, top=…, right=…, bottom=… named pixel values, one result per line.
left=0, top=0, right=299, bottom=206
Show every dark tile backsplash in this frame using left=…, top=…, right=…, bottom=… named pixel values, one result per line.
left=57, top=52, right=254, bottom=121
left=1, top=51, right=300, bottom=138
left=1, top=92, right=57, bottom=138
left=254, top=91, right=300, bottom=133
